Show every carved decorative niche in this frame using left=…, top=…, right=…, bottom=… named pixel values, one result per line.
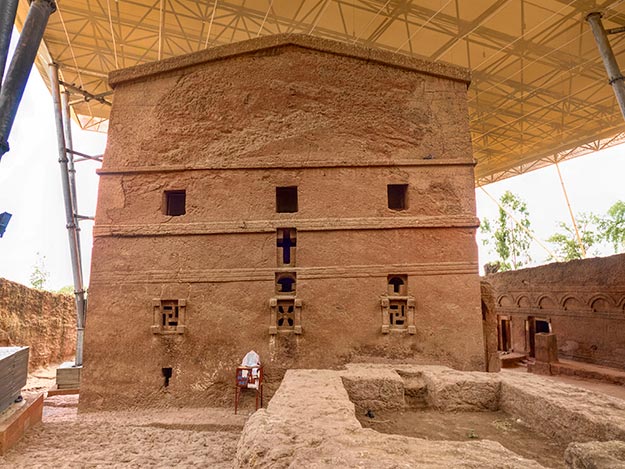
left=152, top=299, right=186, bottom=334
left=276, top=272, right=296, bottom=294
left=269, top=297, right=302, bottom=335
left=381, top=275, right=415, bottom=334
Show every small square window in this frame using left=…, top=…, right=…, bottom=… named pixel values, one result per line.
left=276, top=186, right=298, bottom=213
left=164, top=190, right=186, bottom=216
left=387, top=184, right=408, bottom=210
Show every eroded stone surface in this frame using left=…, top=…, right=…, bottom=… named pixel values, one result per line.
left=500, top=372, right=625, bottom=444
left=0, top=278, right=75, bottom=369
left=236, top=367, right=544, bottom=468
left=236, top=365, right=625, bottom=468
left=565, top=441, right=625, bottom=469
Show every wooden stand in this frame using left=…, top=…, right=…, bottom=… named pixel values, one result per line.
left=234, top=365, right=263, bottom=414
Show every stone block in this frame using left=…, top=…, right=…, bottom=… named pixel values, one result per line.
left=423, top=368, right=500, bottom=411
left=535, top=333, right=558, bottom=364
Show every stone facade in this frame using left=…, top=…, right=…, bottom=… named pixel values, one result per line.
left=0, top=278, right=75, bottom=369
left=483, top=253, right=625, bottom=369
left=80, top=34, right=485, bottom=410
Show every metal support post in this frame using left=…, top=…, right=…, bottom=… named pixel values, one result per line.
left=0, top=0, right=20, bottom=89
left=49, top=62, right=86, bottom=367
left=61, top=89, right=82, bottom=267
left=0, top=0, right=56, bottom=159
left=586, top=12, right=625, bottom=120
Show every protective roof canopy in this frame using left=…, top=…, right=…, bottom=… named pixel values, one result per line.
left=15, top=0, right=625, bottom=185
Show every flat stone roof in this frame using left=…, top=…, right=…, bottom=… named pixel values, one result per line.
left=109, top=33, right=471, bottom=88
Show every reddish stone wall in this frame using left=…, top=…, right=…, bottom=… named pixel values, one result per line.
left=483, top=253, right=625, bottom=369
left=81, top=35, right=484, bottom=411
left=0, top=278, right=76, bottom=369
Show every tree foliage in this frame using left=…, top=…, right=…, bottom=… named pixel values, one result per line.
left=56, top=285, right=75, bottom=296
left=546, top=212, right=600, bottom=261
left=29, top=253, right=49, bottom=290
left=600, top=200, right=625, bottom=254
left=481, top=191, right=533, bottom=271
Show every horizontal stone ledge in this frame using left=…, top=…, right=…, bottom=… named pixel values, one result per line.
left=97, top=158, right=476, bottom=175
left=89, top=262, right=479, bottom=285
left=93, top=216, right=480, bottom=237
left=494, top=308, right=625, bottom=319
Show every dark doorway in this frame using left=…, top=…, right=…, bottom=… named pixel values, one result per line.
left=498, top=316, right=512, bottom=352
left=527, top=317, right=550, bottom=358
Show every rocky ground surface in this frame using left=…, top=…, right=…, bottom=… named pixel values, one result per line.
left=0, top=364, right=253, bottom=468
left=237, top=364, right=625, bottom=468
left=4, top=363, right=625, bottom=468
left=0, top=395, right=251, bottom=468
left=0, top=394, right=249, bottom=468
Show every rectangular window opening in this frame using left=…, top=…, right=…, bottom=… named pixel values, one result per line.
left=276, top=186, right=298, bottom=213
left=165, top=190, right=186, bottom=216
left=387, top=184, right=408, bottom=210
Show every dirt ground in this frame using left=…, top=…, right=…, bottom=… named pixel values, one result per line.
left=0, top=363, right=253, bottom=468
left=358, top=408, right=566, bottom=469
left=5, top=363, right=625, bottom=468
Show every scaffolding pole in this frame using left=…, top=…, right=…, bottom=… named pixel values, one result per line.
left=61, top=89, right=82, bottom=268
left=0, top=0, right=56, bottom=159
left=0, top=0, right=20, bottom=91
left=586, top=12, right=625, bottom=121
left=49, top=63, right=86, bottom=367
left=555, top=162, right=586, bottom=258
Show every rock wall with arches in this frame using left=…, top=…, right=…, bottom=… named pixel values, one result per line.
left=482, top=253, right=625, bottom=369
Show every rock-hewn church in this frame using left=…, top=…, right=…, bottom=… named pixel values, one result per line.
left=80, top=34, right=485, bottom=410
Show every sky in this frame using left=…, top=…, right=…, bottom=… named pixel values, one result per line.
left=0, top=32, right=623, bottom=290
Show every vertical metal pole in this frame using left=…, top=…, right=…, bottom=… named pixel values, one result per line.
left=0, top=0, right=20, bottom=89
left=586, top=12, right=625, bottom=120
left=50, top=63, right=86, bottom=367
left=0, top=0, right=56, bottom=159
left=555, top=162, right=586, bottom=258
left=61, top=90, right=82, bottom=266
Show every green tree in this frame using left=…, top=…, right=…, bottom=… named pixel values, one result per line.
left=29, top=252, right=49, bottom=290
left=481, top=191, right=533, bottom=271
left=56, top=285, right=75, bottom=296
left=599, top=200, right=625, bottom=254
left=546, top=212, right=599, bottom=261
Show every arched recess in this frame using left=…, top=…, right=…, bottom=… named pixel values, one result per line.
left=516, top=295, right=531, bottom=308
left=497, top=295, right=514, bottom=308
left=561, top=295, right=586, bottom=312
left=537, top=295, right=557, bottom=310
left=589, top=294, right=617, bottom=313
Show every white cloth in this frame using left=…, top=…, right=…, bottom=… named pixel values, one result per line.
left=241, top=350, right=261, bottom=367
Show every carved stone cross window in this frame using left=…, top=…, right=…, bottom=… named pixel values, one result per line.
left=269, top=297, right=302, bottom=335
left=389, top=300, right=406, bottom=327
left=277, top=228, right=297, bottom=266
left=381, top=275, right=415, bottom=334
left=152, top=299, right=186, bottom=334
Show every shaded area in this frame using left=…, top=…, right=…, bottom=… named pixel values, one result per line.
left=358, top=409, right=566, bottom=469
